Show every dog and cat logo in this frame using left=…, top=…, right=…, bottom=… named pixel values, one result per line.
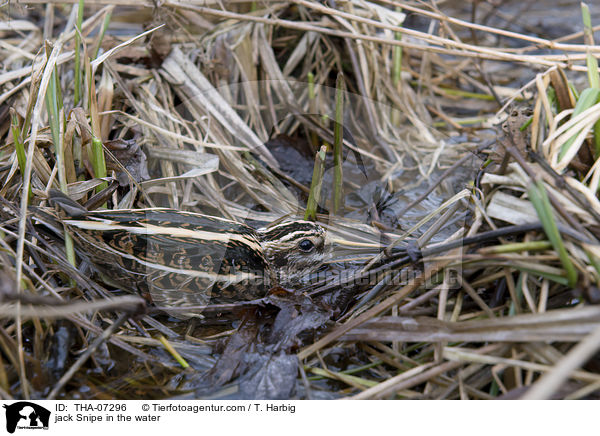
left=2, top=402, right=50, bottom=433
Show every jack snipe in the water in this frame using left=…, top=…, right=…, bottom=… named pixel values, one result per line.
left=48, top=190, right=327, bottom=317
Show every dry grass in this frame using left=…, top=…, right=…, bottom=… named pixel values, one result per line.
left=0, top=0, right=599, bottom=400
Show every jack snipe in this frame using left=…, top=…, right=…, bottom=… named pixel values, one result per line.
left=48, top=190, right=327, bottom=318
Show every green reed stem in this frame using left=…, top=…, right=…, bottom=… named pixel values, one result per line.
left=74, top=0, right=84, bottom=106
left=308, top=71, right=315, bottom=100
left=305, top=145, right=327, bottom=220
left=333, top=73, right=344, bottom=214
left=91, top=137, right=108, bottom=191
left=86, top=55, right=108, bottom=196
left=392, top=7, right=403, bottom=88
left=308, top=71, right=319, bottom=150
left=481, top=240, right=552, bottom=254
left=44, top=47, right=76, bottom=270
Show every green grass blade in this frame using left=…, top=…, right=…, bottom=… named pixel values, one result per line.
left=582, top=3, right=600, bottom=89
left=581, top=2, right=600, bottom=156
left=558, top=87, right=600, bottom=161
left=585, top=249, right=600, bottom=281
left=158, top=335, right=189, bottom=369
left=528, top=181, right=577, bottom=287
left=10, top=108, right=32, bottom=200
left=93, top=9, right=112, bottom=60
left=10, top=109, right=26, bottom=178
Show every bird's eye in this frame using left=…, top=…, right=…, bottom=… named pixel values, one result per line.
left=298, top=238, right=315, bottom=252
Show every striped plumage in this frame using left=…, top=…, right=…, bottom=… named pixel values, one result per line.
left=48, top=190, right=326, bottom=317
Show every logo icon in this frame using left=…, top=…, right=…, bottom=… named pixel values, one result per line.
left=3, top=402, right=50, bottom=434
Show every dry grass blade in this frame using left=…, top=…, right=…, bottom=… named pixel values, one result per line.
left=522, top=322, right=600, bottom=399
left=0, top=296, right=145, bottom=319
left=161, top=47, right=276, bottom=166
left=343, top=306, right=600, bottom=342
